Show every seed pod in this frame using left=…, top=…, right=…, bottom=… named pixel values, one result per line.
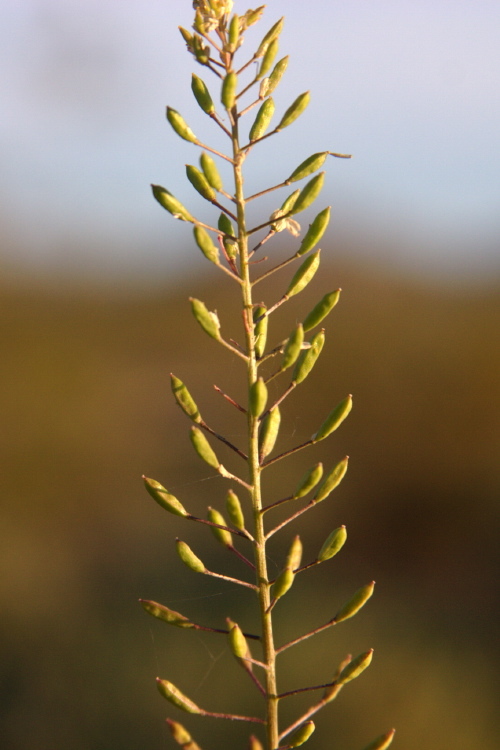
left=293, top=462, right=323, bottom=498
left=249, top=98, right=275, bottom=141
left=170, top=373, right=202, bottom=423
left=186, top=165, right=216, bottom=202
left=337, top=649, right=373, bottom=685
left=207, top=506, right=232, bottom=547
left=191, top=74, right=215, bottom=115
left=227, top=618, right=252, bottom=669
left=243, top=7, right=265, bottom=29
left=323, top=654, right=352, bottom=703
left=298, top=206, right=331, bottom=255
left=226, top=489, right=245, bottom=530
left=218, top=212, right=238, bottom=256
left=286, top=535, right=303, bottom=570
left=256, top=17, right=284, bottom=58
left=334, top=581, right=375, bottom=623
left=200, top=152, right=223, bottom=191
left=290, top=173, right=325, bottom=215
left=167, top=719, right=203, bottom=750
left=313, top=394, right=353, bottom=442
left=276, top=91, right=310, bottom=131
left=248, top=736, right=264, bottom=750
left=258, top=38, right=278, bottom=79
left=166, top=107, right=198, bottom=143
left=271, top=566, right=294, bottom=600
left=259, top=77, right=270, bottom=98
left=227, top=14, right=240, bottom=52
left=178, top=27, right=192, bottom=46
left=190, top=298, right=221, bottom=340
left=286, top=250, right=321, bottom=299
left=253, top=305, right=268, bottom=359
left=280, top=188, right=301, bottom=215
left=156, top=678, right=202, bottom=714
left=287, top=152, right=329, bottom=183
left=193, top=225, right=219, bottom=264
left=249, top=377, right=268, bottom=418
left=317, top=526, right=347, bottom=562
left=151, top=185, right=194, bottom=222
left=143, top=476, right=189, bottom=517
left=313, top=456, right=349, bottom=502
left=258, top=405, right=281, bottom=460
left=139, top=599, right=194, bottom=629
left=303, top=290, right=341, bottom=332
left=287, top=721, right=315, bottom=747
left=176, top=539, right=206, bottom=574
left=221, top=71, right=238, bottom=110
left=189, top=426, right=220, bottom=469
left=292, top=330, right=325, bottom=384
left=192, top=35, right=210, bottom=65
left=361, top=729, right=396, bottom=750
left=282, top=323, right=304, bottom=370
left=267, top=55, right=289, bottom=95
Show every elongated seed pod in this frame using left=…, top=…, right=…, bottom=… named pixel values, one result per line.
left=166, top=107, right=198, bottom=143
left=253, top=305, right=268, bottom=359
left=221, top=71, right=238, bottom=109
left=290, top=173, right=325, bottom=215
left=258, top=38, right=278, bottom=79
left=282, top=323, right=304, bottom=370
left=323, top=654, right=352, bottom=703
left=337, top=649, right=373, bottom=684
left=287, top=152, right=329, bottom=183
left=248, top=736, right=264, bottom=750
left=193, top=225, right=219, bottom=264
left=292, top=330, right=325, bottom=384
left=218, top=212, right=238, bottom=257
left=314, top=456, right=349, bottom=502
left=258, top=405, right=281, bottom=460
left=178, top=27, right=192, bottom=45
left=303, top=290, right=341, bottom=332
left=192, top=35, right=210, bottom=65
left=189, top=426, right=220, bottom=469
left=156, top=678, right=202, bottom=713
left=334, top=581, right=375, bottom=623
left=280, top=188, right=300, bottom=215
left=139, top=599, right=194, bottom=628
left=191, top=74, right=215, bottom=114
left=176, top=539, right=206, bottom=573
left=317, top=526, right=347, bottom=562
left=256, top=17, right=284, bottom=58
left=313, top=394, right=353, bottom=442
left=152, top=185, right=194, bottom=222
left=276, top=91, right=310, bottom=130
left=143, top=476, right=189, bottom=517
left=244, top=7, right=266, bottom=28
left=227, top=14, right=240, bottom=51
left=361, top=729, right=396, bottom=750
left=286, top=535, right=303, bottom=570
left=207, top=506, right=232, bottom=547
left=271, top=566, right=294, bottom=600
left=286, top=250, right=321, bottom=299
left=249, top=377, right=268, bottom=418
left=200, top=152, right=223, bottom=191
left=190, top=298, right=221, bottom=340
left=267, top=55, right=289, bottom=95
left=186, top=165, right=216, bottom=202
left=249, top=97, right=275, bottom=141
left=288, top=721, right=315, bottom=748
left=167, top=719, right=203, bottom=750
left=293, top=462, right=323, bottom=498
left=298, top=206, right=331, bottom=255
left=227, top=619, right=252, bottom=669
left=226, top=489, right=245, bottom=530
left=170, top=374, right=202, bottom=423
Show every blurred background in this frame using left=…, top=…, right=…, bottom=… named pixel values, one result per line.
left=1, top=1, right=499, bottom=749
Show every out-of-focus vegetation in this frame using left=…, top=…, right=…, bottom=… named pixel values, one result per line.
left=0, top=254, right=499, bottom=750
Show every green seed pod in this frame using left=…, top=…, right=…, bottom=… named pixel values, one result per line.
left=287, top=152, right=329, bottom=183
left=143, top=476, right=189, bottom=517
left=313, top=394, right=353, bottom=442
left=207, top=506, right=232, bottom=547
left=186, top=164, right=216, bottom=202
left=337, top=649, right=373, bottom=685
left=249, top=377, right=268, bottom=418
left=313, top=456, right=349, bottom=502
left=276, top=91, right=310, bottom=131
left=290, top=173, right=325, bottom=215
left=258, top=405, right=281, bottom=460
left=193, top=225, right=219, bottom=265
left=191, top=74, right=215, bottom=115
left=323, top=654, right=352, bottom=703
left=190, top=298, right=221, bottom=340
left=282, top=323, right=304, bottom=370
left=302, top=290, right=341, bottom=332
left=293, top=462, right=323, bottom=498
left=189, top=426, right=220, bottom=469
left=170, top=373, right=202, bottom=423
left=248, top=736, right=264, bottom=750
left=271, top=566, right=294, bottom=600
left=226, top=489, right=245, bottom=530
left=292, top=330, right=325, bottom=384
left=285, top=250, right=321, bottom=298
left=249, top=97, right=275, bottom=141
left=287, top=721, right=315, bottom=748
left=166, top=107, right=198, bottom=143
left=298, top=206, right=331, bottom=255
left=218, top=212, right=238, bottom=256
left=200, top=152, right=223, bottom=191
left=317, top=526, right=347, bottom=562
left=258, top=38, right=278, bottom=79
left=267, top=55, right=289, bottom=95
left=151, top=185, right=194, bottom=222
left=192, top=35, right=210, bottom=65
left=221, top=71, right=238, bottom=110
left=156, top=678, right=202, bottom=714
left=256, top=17, right=284, bottom=58
left=253, top=305, right=268, bottom=359
left=334, top=581, right=375, bottom=623
left=176, top=539, right=206, bottom=574
left=227, top=619, right=252, bottom=667
left=178, top=27, right=193, bottom=46
left=167, top=719, right=203, bottom=750
left=361, top=729, right=396, bottom=750
left=139, top=599, right=194, bottom=629
left=227, top=14, right=240, bottom=51
left=279, top=188, right=300, bottom=216
left=286, top=535, right=303, bottom=571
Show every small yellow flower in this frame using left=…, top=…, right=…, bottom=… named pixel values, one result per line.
left=193, top=0, right=233, bottom=32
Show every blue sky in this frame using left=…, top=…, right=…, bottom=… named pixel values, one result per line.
left=1, top=0, right=499, bottom=281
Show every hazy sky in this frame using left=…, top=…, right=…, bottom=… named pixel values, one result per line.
left=1, top=0, right=499, bottom=280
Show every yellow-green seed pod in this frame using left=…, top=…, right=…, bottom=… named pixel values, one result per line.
left=249, top=97, right=275, bottom=141
left=242, top=7, right=266, bottom=29
left=287, top=152, right=329, bottom=183
left=276, top=91, right=310, bottom=131
left=192, top=35, right=210, bottom=65
left=190, top=298, right=221, bottom=340
left=337, top=649, right=373, bottom=685
left=218, top=212, right=238, bottom=256
left=334, top=581, right=375, bottom=623
left=167, top=719, right=203, bottom=750
left=189, top=426, right=220, bottom=469
left=313, top=456, right=349, bottom=502
left=248, top=736, right=264, bottom=750
left=186, top=165, right=216, bottom=203
left=151, top=185, right=195, bottom=222
left=178, top=27, right=193, bottom=46
left=287, top=721, right=315, bottom=747
left=293, top=462, right=323, bottom=498
left=290, top=173, right=325, bottom=215
left=361, top=729, right=396, bottom=750
left=249, top=377, right=268, bottom=419
left=221, top=71, right=238, bottom=110
left=286, top=535, right=303, bottom=571
left=303, top=290, right=341, bottom=332
left=156, top=678, right=202, bottom=714
left=313, top=394, right=353, bottom=442
left=258, top=405, right=281, bottom=460
left=176, top=539, right=206, bottom=574
left=226, top=489, right=245, bottom=530
left=227, top=618, right=252, bottom=668
left=256, top=17, right=284, bottom=58
left=166, top=107, right=198, bottom=143
left=258, top=38, right=278, bottom=79
left=253, top=305, right=268, bottom=359
left=193, top=225, right=219, bottom=265
left=207, top=507, right=232, bottom=547
left=143, top=476, right=189, bottom=517
left=139, top=599, right=194, bottom=629
left=285, top=250, right=321, bottom=299
left=271, top=566, right=295, bottom=600
left=170, top=373, right=202, bottom=423
left=298, top=206, right=331, bottom=255
left=279, top=188, right=300, bottom=216
left=227, top=14, right=240, bottom=51
left=323, top=654, right=352, bottom=703
left=282, top=323, right=304, bottom=370
left=200, top=152, right=223, bottom=191
left=191, top=74, right=215, bottom=115
left=317, top=526, right=347, bottom=562
left=267, top=55, right=289, bottom=95
left=292, top=330, right=325, bottom=385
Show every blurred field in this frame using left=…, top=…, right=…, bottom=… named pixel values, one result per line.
left=0, top=254, right=499, bottom=750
